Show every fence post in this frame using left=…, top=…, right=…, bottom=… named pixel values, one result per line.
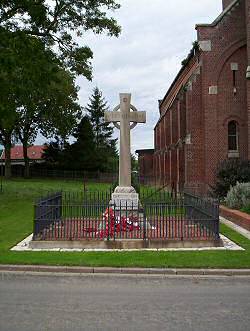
left=33, top=203, right=38, bottom=240
left=143, top=206, right=147, bottom=241
left=107, top=205, right=110, bottom=241
left=215, top=218, right=220, bottom=240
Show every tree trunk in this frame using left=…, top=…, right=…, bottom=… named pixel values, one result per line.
left=4, top=138, right=12, bottom=179
left=23, top=142, right=30, bottom=178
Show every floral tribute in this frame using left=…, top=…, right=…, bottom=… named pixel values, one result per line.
left=98, top=207, right=141, bottom=239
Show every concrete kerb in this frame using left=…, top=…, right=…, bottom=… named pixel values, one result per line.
left=1, top=265, right=250, bottom=276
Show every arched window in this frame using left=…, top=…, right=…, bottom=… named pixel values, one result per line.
left=228, top=121, right=238, bottom=151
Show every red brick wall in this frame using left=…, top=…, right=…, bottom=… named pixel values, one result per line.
left=154, top=0, right=249, bottom=193
left=246, top=0, right=250, bottom=158
left=185, top=71, right=204, bottom=191
left=220, top=205, right=250, bottom=231
left=138, top=153, right=154, bottom=178
left=197, top=0, right=247, bottom=190
left=217, top=46, right=248, bottom=161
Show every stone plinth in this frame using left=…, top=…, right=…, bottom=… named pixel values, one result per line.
left=110, top=186, right=140, bottom=210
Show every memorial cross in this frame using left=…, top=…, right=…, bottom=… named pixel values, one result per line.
left=105, top=93, right=146, bottom=189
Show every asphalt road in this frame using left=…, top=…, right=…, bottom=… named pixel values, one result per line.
left=0, top=273, right=250, bottom=331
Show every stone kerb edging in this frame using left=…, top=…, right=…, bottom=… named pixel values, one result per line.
left=220, top=205, right=250, bottom=231
left=11, top=233, right=244, bottom=252
left=1, top=265, right=250, bottom=276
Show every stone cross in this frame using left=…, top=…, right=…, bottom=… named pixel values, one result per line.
left=105, top=93, right=146, bottom=190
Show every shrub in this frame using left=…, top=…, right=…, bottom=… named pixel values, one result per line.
left=212, top=159, right=250, bottom=198
left=225, top=182, right=250, bottom=209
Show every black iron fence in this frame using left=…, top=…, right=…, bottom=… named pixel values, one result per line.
left=34, top=192, right=62, bottom=238
left=33, top=190, right=220, bottom=242
left=6, top=165, right=160, bottom=186
left=10, top=166, right=119, bottom=183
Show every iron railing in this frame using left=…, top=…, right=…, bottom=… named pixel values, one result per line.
left=33, top=192, right=62, bottom=239
left=10, top=167, right=119, bottom=182
left=33, top=190, right=220, bottom=241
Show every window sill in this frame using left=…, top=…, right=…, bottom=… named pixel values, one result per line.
left=228, top=151, right=239, bottom=158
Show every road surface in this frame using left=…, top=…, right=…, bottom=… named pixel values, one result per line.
left=0, top=272, right=250, bottom=331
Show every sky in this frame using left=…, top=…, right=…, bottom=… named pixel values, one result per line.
left=38, top=0, right=223, bottom=153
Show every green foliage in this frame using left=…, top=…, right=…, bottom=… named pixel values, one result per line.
left=37, top=68, right=81, bottom=140
left=42, top=87, right=119, bottom=172
left=225, top=182, right=250, bottom=210
left=0, top=0, right=121, bottom=78
left=85, top=87, right=118, bottom=172
left=212, top=159, right=250, bottom=198
left=64, top=116, right=97, bottom=170
left=181, top=40, right=200, bottom=66
left=0, top=30, right=81, bottom=177
left=131, top=174, right=140, bottom=193
left=131, top=154, right=138, bottom=171
left=0, top=0, right=121, bottom=177
left=241, top=205, right=250, bottom=215
left=42, top=138, right=65, bottom=165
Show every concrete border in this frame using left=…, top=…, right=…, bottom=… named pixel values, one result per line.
left=11, top=233, right=244, bottom=252
left=0, top=264, right=250, bottom=276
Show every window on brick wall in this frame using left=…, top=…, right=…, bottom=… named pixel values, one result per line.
left=228, top=121, right=239, bottom=157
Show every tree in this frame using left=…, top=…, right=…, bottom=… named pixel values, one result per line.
left=85, top=87, right=118, bottom=171
left=64, top=116, right=97, bottom=170
left=0, top=116, right=17, bottom=179
left=42, top=116, right=97, bottom=171
left=0, top=1, right=121, bottom=79
left=0, top=31, right=81, bottom=178
left=0, top=0, right=121, bottom=177
left=42, top=138, right=65, bottom=165
left=16, top=65, right=81, bottom=178
left=0, top=74, right=19, bottom=178
left=0, top=28, right=22, bottom=177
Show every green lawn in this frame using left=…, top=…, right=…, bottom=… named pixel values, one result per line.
left=1, top=178, right=250, bottom=268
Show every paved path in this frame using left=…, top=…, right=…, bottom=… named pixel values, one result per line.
left=220, top=216, right=250, bottom=240
left=0, top=272, right=250, bottom=331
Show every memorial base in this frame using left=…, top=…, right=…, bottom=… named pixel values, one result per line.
left=110, top=186, right=141, bottom=211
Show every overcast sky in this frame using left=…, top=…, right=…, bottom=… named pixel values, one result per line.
left=36, top=0, right=223, bottom=153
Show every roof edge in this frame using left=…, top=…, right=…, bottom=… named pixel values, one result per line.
left=196, top=0, right=240, bottom=29
left=159, top=53, right=199, bottom=109
left=135, top=149, right=154, bottom=154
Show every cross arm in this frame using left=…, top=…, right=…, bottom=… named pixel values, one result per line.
left=104, top=111, right=122, bottom=123
left=129, top=111, right=146, bottom=123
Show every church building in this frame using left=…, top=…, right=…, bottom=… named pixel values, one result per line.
left=140, top=0, right=250, bottom=193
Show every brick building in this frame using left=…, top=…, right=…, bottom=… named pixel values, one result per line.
left=147, top=0, right=250, bottom=193
left=135, top=149, right=154, bottom=183
left=0, top=145, right=45, bottom=165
